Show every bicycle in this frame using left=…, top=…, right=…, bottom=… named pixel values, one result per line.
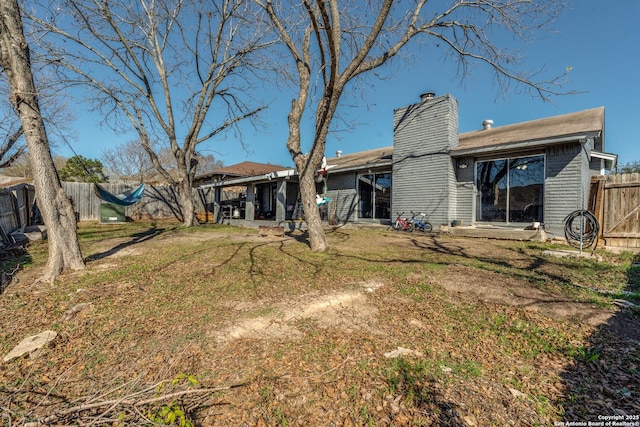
left=410, top=211, right=433, bottom=233
left=392, top=212, right=413, bottom=232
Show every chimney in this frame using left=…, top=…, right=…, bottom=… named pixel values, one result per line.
left=482, top=119, right=494, bottom=130
left=336, top=150, right=342, bottom=157
left=420, top=92, right=436, bottom=102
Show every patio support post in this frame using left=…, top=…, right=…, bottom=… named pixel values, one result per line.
left=246, top=183, right=255, bottom=220
left=276, top=178, right=287, bottom=222
left=213, top=187, right=221, bottom=222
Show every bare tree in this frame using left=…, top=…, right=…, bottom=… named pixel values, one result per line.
left=0, top=0, right=84, bottom=279
left=2, top=153, right=67, bottom=178
left=101, top=141, right=221, bottom=184
left=0, top=120, right=24, bottom=169
left=257, top=0, right=570, bottom=251
left=101, top=140, right=158, bottom=184
left=29, top=0, right=272, bottom=226
left=194, top=152, right=224, bottom=176
left=0, top=76, right=74, bottom=170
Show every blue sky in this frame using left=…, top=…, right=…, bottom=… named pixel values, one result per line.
left=60, top=0, right=639, bottom=169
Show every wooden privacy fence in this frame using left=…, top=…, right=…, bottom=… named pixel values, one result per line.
left=0, top=181, right=216, bottom=242
left=589, top=173, right=640, bottom=249
left=62, top=182, right=215, bottom=222
left=0, top=183, right=36, bottom=246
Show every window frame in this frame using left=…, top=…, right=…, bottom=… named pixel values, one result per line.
left=357, top=171, right=392, bottom=220
left=475, top=154, right=545, bottom=225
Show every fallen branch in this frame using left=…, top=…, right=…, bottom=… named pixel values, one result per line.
left=134, top=384, right=243, bottom=406
left=23, top=383, right=246, bottom=426
left=0, top=263, right=19, bottom=293
left=613, top=299, right=640, bottom=311
left=568, top=282, right=640, bottom=300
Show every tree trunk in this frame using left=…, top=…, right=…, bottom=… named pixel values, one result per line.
left=299, top=162, right=327, bottom=252
left=177, top=180, right=198, bottom=226
left=0, top=0, right=85, bottom=280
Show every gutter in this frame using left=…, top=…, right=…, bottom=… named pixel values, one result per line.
left=328, top=161, right=393, bottom=174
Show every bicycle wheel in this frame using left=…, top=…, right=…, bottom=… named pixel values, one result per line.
left=392, top=221, right=402, bottom=232
left=409, top=222, right=415, bottom=232
left=423, top=221, right=433, bottom=232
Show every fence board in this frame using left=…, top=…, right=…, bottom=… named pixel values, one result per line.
left=0, top=184, right=33, bottom=237
left=0, top=181, right=216, bottom=238
left=61, top=182, right=213, bottom=222
left=590, top=174, right=640, bottom=249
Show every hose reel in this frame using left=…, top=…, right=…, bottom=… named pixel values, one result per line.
left=563, top=209, right=600, bottom=249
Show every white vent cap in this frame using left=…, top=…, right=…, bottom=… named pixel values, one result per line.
left=482, top=119, right=494, bottom=130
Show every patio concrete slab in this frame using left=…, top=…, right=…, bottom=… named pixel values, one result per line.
left=446, top=226, right=546, bottom=241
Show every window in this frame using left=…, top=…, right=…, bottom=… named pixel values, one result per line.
left=358, top=172, right=391, bottom=220
left=476, top=155, right=544, bottom=223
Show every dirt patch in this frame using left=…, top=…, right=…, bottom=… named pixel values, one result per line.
left=213, top=282, right=381, bottom=343
left=438, top=267, right=613, bottom=326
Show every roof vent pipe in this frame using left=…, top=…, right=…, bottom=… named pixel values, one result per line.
left=420, top=92, right=436, bottom=102
left=482, top=119, right=494, bottom=130
left=336, top=150, right=342, bottom=157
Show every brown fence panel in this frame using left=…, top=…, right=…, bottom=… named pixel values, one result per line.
left=0, top=184, right=35, bottom=240
left=0, top=191, right=19, bottom=238
left=591, top=173, right=640, bottom=249
left=1, top=182, right=216, bottom=241
left=61, top=182, right=213, bottom=222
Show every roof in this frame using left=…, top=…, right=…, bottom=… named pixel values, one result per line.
left=0, top=176, right=33, bottom=189
left=325, top=108, right=606, bottom=165
left=199, top=107, right=611, bottom=187
left=196, top=161, right=289, bottom=179
left=452, top=107, right=605, bottom=155
left=325, top=146, right=393, bottom=172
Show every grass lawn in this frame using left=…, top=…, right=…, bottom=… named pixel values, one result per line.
left=1, top=221, right=639, bottom=426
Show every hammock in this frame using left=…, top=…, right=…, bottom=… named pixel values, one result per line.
left=94, top=183, right=145, bottom=206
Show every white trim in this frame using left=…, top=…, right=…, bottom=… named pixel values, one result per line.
left=590, top=151, right=618, bottom=171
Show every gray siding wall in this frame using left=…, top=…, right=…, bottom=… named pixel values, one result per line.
left=544, top=143, right=586, bottom=236
left=392, top=94, right=459, bottom=228
left=326, top=171, right=358, bottom=223
left=589, top=156, right=603, bottom=176
left=455, top=156, right=475, bottom=225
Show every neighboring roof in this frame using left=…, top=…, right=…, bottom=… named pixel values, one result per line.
left=196, top=161, right=289, bottom=180
left=325, top=146, right=393, bottom=172
left=452, top=107, right=605, bottom=156
left=0, top=176, right=32, bottom=189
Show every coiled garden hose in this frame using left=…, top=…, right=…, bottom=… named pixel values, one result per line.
left=563, top=209, right=600, bottom=249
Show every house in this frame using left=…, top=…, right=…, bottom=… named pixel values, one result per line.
left=199, top=93, right=617, bottom=238
left=193, top=161, right=289, bottom=187
left=195, top=161, right=290, bottom=219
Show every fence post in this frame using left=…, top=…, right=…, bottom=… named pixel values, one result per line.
left=588, top=175, right=605, bottom=247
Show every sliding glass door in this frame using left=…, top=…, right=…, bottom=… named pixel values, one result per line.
left=476, top=155, right=544, bottom=223
left=358, top=172, right=391, bottom=220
